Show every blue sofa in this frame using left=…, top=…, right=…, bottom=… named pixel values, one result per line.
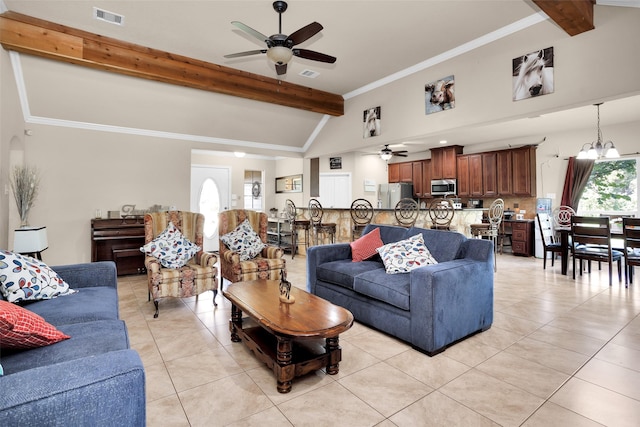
left=0, top=261, right=146, bottom=426
left=307, top=224, right=494, bottom=355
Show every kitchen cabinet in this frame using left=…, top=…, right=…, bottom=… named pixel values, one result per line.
left=388, top=163, right=400, bottom=183
left=421, top=160, right=432, bottom=198
left=412, top=161, right=423, bottom=197
left=399, top=162, right=413, bottom=183
left=431, top=145, right=463, bottom=179
left=508, top=220, right=534, bottom=256
left=496, top=150, right=513, bottom=195
left=456, top=155, right=470, bottom=196
left=482, top=152, right=497, bottom=196
left=512, top=146, right=536, bottom=196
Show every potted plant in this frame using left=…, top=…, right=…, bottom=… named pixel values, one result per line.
left=10, top=165, right=40, bottom=228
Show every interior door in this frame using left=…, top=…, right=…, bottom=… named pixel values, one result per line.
left=190, top=165, right=231, bottom=251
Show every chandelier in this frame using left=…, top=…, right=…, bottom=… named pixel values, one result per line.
left=577, top=103, right=620, bottom=160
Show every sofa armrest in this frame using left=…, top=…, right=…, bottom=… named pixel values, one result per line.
left=306, top=243, right=352, bottom=293
left=261, top=244, right=284, bottom=259
left=0, top=349, right=145, bottom=426
left=458, top=238, right=494, bottom=263
left=51, top=261, right=118, bottom=290
left=409, top=258, right=494, bottom=353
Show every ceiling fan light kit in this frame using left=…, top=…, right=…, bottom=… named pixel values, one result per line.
left=225, top=1, right=336, bottom=76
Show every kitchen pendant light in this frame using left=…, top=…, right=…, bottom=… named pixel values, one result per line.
left=577, top=103, right=620, bottom=160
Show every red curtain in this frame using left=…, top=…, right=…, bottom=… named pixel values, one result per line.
left=560, top=157, right=595, bottom=210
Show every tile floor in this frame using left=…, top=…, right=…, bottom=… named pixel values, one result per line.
left=117, top=253, right=640, bottom=426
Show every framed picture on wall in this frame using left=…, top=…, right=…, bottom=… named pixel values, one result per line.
left=425, top=75, right=455, bottom=114
left=512, top=46, right=554, bottom=101
left=363, top=106, right=381, bottom=138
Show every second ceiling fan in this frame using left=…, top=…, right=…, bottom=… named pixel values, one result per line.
left=224, top=1, right=336, bottom=76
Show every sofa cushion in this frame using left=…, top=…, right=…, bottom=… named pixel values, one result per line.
left=21, top=286, right=118, bottom=327
left=364, top=224, right=408, bottom=245
left=353, top=270, right=411, bottom=311
left=0, top=250, right=76, bottom=303
left=316, top=259, right=385, bottom=290
left=220, top=218, right=266, bottom=261
left=0, top=300, right=70, bottom=350
left=377, top=233, right=438, bottom=274
left=0, top=320, right=129, bottom=375
left=408, top=227, right=466, bottom=262
left=141, top=221, right=201, bottom=268
left=350, top=227, right=384, bottom=262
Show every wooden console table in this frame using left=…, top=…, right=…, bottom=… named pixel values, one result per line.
left=91, top=217, right=146, bottom=275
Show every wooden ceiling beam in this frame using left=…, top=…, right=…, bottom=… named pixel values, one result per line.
left=532, top=0, right=595, bottom=36
left=0, top=11, right=344, bottom=117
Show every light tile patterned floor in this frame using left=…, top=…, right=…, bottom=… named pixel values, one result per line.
left=117, top=253, right=640, bottom=426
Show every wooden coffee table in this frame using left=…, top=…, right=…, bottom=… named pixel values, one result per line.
left=222, top=279, right=354, bottom=393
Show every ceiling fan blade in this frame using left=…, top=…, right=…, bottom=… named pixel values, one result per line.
left=231, top=21, right=269, bottom=44
left=275, top=63, right=288, bottom=75
left=224, top=49, right=267, bottom=59
left=287, top=22, right=323, bottom=46
left=293, top=49, right=336, bottom=63
left=395, top=153, right=409, bottom=157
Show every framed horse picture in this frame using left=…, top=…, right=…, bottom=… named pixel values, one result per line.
left=363, top=106, right=381, bottom=138
left=512, top=46, right=554, bottom=101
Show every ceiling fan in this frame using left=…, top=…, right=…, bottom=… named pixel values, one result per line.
left=380, top=145, right=408, bottom=160
left=224, top=1, right=336, bottom=76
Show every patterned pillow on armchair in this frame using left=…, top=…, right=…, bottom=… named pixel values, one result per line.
left=220, top=219, right=267, bottom=261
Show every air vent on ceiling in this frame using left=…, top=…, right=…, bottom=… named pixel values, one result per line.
left=93, top=7, right=124, bottom=26
left=299, top=69, right=320, bottom=79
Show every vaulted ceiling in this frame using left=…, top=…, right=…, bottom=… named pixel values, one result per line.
left=2, top=0, right=639, bottom=158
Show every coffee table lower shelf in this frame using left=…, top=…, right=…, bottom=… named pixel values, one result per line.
left=231, top=318, right=342, bottom=393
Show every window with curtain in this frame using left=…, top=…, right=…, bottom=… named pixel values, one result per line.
left=578, top=157, right=639, bottom=217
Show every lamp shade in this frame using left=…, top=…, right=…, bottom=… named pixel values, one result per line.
left=14, top=226, right=48, bottom=253
left=266, top=46, right=293, bottom=65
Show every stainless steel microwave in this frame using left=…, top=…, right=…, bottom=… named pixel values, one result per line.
left=431, top=179, right=457, bottom=196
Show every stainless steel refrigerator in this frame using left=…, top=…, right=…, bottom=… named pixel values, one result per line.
left=378, top=183, right=414, bottom=209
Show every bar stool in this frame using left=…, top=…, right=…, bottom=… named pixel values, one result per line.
left=470, top=198, right=504, bottom=272
left=285, top=199, right=310, bottom=258
left=350, top=198, right=374, bottom=241
left=308, top=199, right=336, bottom=245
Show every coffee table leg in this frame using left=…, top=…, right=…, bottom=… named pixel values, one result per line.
left=326, top=336, right=341, bottom=375
left=276, top=336, right=294, bottom=393
left=229, top=304, right=242, bottom=343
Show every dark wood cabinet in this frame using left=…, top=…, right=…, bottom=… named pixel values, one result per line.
left=431, top=145, right=463, bottom=179
left=91, top=218, right=146, bottom=276
left=399, top=162, right=413, bottom=183
left=412, top=161, right=423, bottom=197
left=388, top=163, right=400, bottom=183
left=421, top=160, right=432, bottom=198
left=512, top=146, right=537, bottom=196
left=456, top=155, right=470, bottom=196
left=509, top=220, right=534, bottom=256
left=469, top=154, right=484, bottom=197
left=482, top=152, right=497, bottom=197
left=496, top=150, right=513, bottom=195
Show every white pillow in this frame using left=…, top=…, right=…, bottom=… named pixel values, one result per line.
left=0, top=250, right=76, bottom=303
left=140, top=221, right=201, bottom=268
left=376, top=233, right=438, bottom=274
left=220, top=219, right=266, bottom=261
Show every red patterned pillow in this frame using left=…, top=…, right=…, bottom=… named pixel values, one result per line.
left=0, top=300, right=70, bottom=349
left=350, top=227, right=384, bottom=262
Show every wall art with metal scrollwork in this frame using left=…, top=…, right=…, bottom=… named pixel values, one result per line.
left=252, top=181, right=261, bottom=198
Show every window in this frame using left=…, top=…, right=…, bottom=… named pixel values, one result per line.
left=578, top=157, right=639, bottom=217
left=198, top=178, right=220, bottom=239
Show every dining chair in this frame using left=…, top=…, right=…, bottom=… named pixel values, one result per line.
left=536, top=212, right=563, bottom=269
left=285, top=199, right=311, bottom=259
left=470, top=198, right=504, bottom=272
left=308, top=199, right=337, bottom=245
left=428, top=198, right=455, bottom=230
left=350, top=198, right=374, bottom=241
left=570, top=215, right=623, bottom=286
left=552, top=205, right=576, bottom=229
left=394, top=198, right=420, bottom=228
left=622, top=217, right=640, bottom=286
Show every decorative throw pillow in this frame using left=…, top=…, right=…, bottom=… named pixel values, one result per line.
left=140, top=221, right=201, bottom=269
left=351, top=227, right=384, bottom=262
left=0, top=300, right=70, bottom=349
left=220, top=219, right=266, bottom=261
left=376, top=233, right=438, bottom=274
left=0, top=250, right=76, bottom=303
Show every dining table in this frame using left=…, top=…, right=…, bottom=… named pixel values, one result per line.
left=555, top=226, right=624, bottom=275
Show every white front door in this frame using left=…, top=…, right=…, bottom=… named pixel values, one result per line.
left=190, top=165, right=231, bottom=251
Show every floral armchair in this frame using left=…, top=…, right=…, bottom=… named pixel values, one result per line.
left=143, top=211, right=218, bottom=318
left=218, top=209, right=286, bottom=284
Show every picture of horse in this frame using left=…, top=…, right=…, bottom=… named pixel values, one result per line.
left=512, top=47, right=554, bottom=101
left=425, top=75, right=455, bottom=114
left=363, top=106, right=381, bottom=138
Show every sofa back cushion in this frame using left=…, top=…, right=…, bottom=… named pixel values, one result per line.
left=407, top=227, right=465, bottom=262
left=363, top=224, right=408, bottom=245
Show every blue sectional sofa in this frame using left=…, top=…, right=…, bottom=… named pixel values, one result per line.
left=307, top=224, right=494, bottom=355
left=0, top=261, right=146, bottom=425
